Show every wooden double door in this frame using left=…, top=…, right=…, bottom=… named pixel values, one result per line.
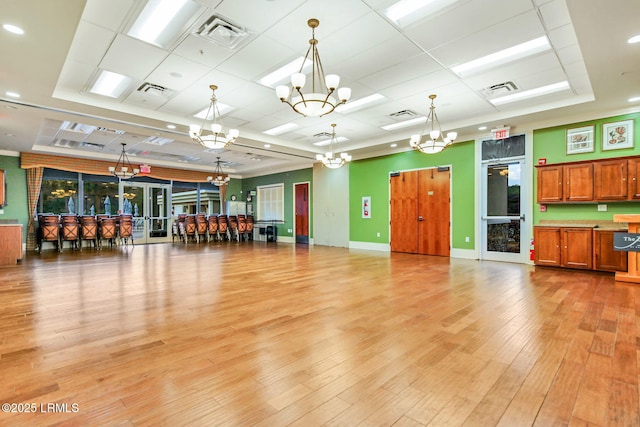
left=390, top=167, right=450, bottom=256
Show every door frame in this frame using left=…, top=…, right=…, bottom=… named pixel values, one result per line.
left=119, top=181, right=172, bottom=244
left=293, top=181, right=310, bottom=244
left=388, top=165, right=453, bottom=255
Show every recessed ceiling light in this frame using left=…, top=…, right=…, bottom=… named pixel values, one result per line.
left=629, top=96, right=640, bottom=103
left=127, top=0, right=200, bottom=47
left=166, top=124, right=176, bottom=129
left=478, top=126, right=487, bottom=130
left=264, top=143, right=271, bottom=148
left=452, top=36, right=551, bottom=76
left=335, top=93, right=385, bottom=113
left=263, top=123, right=299, bottom=135
left=381, top=116, right=427, bottom=131
left=258, top=57, right=312, bottom=88
left=489, top=81, right=570, bottom=105
left=384, top=0, right=457, bottom=26
left=390, top=143, right=398, bottom=148
left=628, top=35, right=640, bottom=44
left=5, top=91, right=20, bottom=98
left=89, top=70, right=133, bottom=98
left=3, top=24, right=24, bottom=35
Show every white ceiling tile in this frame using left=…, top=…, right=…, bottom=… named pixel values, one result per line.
left=100, top=34, right=168, bottom=80
left=539, top=0, right=572, bottom=30
left=359, top=54, right=444, bottom=94
left=215, top=0, right=306, bottom=32
left=66, top=21, right=115, bottom=67
left=216, top=35, right=296, bottom=81
left=81, top=0, right=136, bottom=32
left=172, top=34, right=236, bottom=68
left=145, top=54, right=211, bottom=91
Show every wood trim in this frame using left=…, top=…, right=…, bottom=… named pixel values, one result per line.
left=20, top=152, right=212, bottom=183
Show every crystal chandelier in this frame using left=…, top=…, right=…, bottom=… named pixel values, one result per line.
left=207, top=157, right=230, bottom=186
left=109, top=143, right=139, bottom=179
left=409, top=94, right=457, bottom=154
left=189, top=84, right=239, bottom=150
left=275, top=19, right=351, bottom=117
left=316, top=124, right=352, bottom=169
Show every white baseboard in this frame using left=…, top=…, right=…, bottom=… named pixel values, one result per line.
left=450, top=248, right=478, bottom=259
left=348, top=241, right=390, bottom=251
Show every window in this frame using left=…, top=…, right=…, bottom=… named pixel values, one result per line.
left=257, top=183, right=284, bottom=221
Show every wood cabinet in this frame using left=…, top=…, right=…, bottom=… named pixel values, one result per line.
left=534, top=226, right=628, bottom=272
left=563, top=163, right=593, bottom=202
left=593, top=229, right=627, bottom=272
left=536, top=155, right=640, bottom=204
left=0, top=224, right=23, bottom=265
left=628, top=157, right=640, bottom=199
left=537, top=166, right=563, bottom=203
left=594, top=159, right=627, bottom=200
left=534, top=226, right=592, bottom=270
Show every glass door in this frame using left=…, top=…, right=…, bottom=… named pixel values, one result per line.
left=481, top=160, right=528, bottom=263
left=120, top=182, right=171, bottom=244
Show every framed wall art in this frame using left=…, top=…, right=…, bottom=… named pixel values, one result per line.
left=566, top=125, right=594, bottom=154
left=602, top=119, right=634, bottom=151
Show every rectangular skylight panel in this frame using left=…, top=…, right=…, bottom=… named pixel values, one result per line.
left=127, top=0, right=200, bottom=48
left=335, top=93, right=385, bottom=113
left=89, top=70, right=133, bottom=98
left=385, top=0, right=458, bottom=27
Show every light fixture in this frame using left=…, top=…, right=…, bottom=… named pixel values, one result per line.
left=207, top=157, right=230, bottom=186
left=275, top=19, right=351, bottom=117
left=109, top=143, right=139, bottom=179
left=316, top=124, right=352, bottom=169
left=489, top=81, right=570, bottom=105
left=409, top=94, right=457, bottom=154
left=189, top=84, right=239, bottom=150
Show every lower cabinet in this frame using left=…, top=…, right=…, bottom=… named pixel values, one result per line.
left=534, top=226, right=625, bottom=272
left=594, top=229, right=628, bottom=271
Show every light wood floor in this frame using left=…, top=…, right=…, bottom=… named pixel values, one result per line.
left=0, top=242, right=638, bottom=426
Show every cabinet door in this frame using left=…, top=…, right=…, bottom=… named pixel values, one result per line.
left=562, top=228, right=593, bottom=269
left=534, top=227, right=561, bottom=266
left=537, top=166, right=563, bottom=203
left=594, top=159, right=627, bottom=200
left=564, top=163, right=594, bottom=202
left=594, top=230, right=628, bottom=271
left=628, top=157, right=640, bottom=199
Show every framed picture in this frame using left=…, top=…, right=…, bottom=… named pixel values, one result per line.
left=566, top=126, right=594, bottom=154
left=603, top=119, right=634, bottom=151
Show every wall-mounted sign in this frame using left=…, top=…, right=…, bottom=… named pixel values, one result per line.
left=362, top=196, right=371, bottom=219
left=491, top=126, right=510, bottom=140
left=614, top=232, right=640, bottom=252
left=139, top=164, right=151, bottom=174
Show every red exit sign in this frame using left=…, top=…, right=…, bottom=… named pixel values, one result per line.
left=139, top=164, right=151, bottom=174
left=492, top=127, right=510, bottom=140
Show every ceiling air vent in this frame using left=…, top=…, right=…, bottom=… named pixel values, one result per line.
left=81, top=142, right=105, bottom=151
left=53, top=139, right=78, bottom=148
left=193, top=14, right=255, bottom=50
left=481, top=81, right=519, bottom=98
left=137, top=82, right=173, bottom=98
left=313, top=131, right=332, bottom=138
left=388, top=110, right=417, bottom=118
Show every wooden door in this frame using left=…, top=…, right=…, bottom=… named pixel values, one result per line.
left=418, top=168, right=450, bottom=256
left=563, top=163, right=593, bottom=202
left=594, top=159, right=627, bottom=200
left=390, top=171, right=418, bottom=253
left=294, top=182, right=309, bottom=244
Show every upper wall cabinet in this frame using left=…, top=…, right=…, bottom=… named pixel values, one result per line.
left=537, top=155, right=640, bottom=204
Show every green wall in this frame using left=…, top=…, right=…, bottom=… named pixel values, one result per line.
left=533, top=112, right=640, bottom=224
left=349, top=140, right=475, bottom=250
left=241, top=168, right=313, bottom=239
left=0, top=155, right=28, bottom=241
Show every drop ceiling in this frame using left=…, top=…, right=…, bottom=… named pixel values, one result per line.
left=0, top=0, right=639, bottom=178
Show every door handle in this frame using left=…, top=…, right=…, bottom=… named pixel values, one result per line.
left=418, top=216, right=424, bottom=221
left=520, top=214, right=525, bottom=221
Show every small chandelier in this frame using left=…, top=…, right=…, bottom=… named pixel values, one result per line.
left=189, top=84, right=239, bottom=150
left=409, top=94, right=457, bottom=154
left=316, top=124, right=352, bottom=169
left=109, top=143, right=139, bottom=179
left=275, top=19, right=351, bottom=117
left=207, top=157, right=230, bottom=186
